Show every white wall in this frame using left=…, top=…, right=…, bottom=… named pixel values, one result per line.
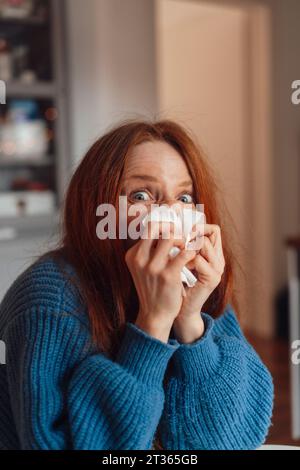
left=66, top=0, right=158, bottom=164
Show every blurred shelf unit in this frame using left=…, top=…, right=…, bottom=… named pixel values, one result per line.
left=0, top=0, right=70, bottom=225
left=0, top=15, right=48, bottom=27
left=6, top=80, right=56, bottom=98
left=0, top=154, right=53, bottom=167
left=0, top=212, right=60, bottom=243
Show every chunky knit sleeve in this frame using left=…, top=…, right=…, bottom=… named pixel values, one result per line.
left=157, top=305, right=274, bottom=450
left=3, top=306, right=179, bottom=450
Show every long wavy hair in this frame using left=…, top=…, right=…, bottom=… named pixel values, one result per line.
left=42, top=119, right=239, bottom=450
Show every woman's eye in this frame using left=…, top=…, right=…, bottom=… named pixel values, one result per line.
left=178, top=193, right=194, bottom=204
left=130, top=191, right=151, bottom=202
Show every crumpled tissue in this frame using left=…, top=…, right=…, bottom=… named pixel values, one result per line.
left=141, top=206, right=205, bottom=287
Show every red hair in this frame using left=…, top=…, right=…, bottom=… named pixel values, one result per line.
left=43, top=119, right=239, bottom=449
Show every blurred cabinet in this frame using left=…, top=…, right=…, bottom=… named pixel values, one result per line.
left=0, top=0, right=70, bottom=223
left=0, top=0, right=70, bottom=297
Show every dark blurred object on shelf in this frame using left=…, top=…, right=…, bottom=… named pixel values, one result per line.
left=12, top=44, right=29, bottom=78
left=11, top=176, right=49, bottom=191
left=0, top=0, right=34, bottom=19
left=0, top=99, right=48, bottom=159
left=0, top=0, right=50, bottom=81
left=0, top=37, right=12, bottom=80
left=0, top=0, right=48, bottom=20
left=275, top=285, right=289, bottom=340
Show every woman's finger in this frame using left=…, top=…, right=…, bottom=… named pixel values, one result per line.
left=199, top=235, right=220, bottom=268
left=202, top=224, right=222, bottom=247
left=152, top=224, right=186, bottom=266
left=193, top=253, right=215, bottom=279
left=136, top=220, right=183, bottom=265
left=134, top=223, right=160, bottom=263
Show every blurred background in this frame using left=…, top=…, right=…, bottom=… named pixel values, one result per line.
left=0, top=0, right=300, bottom=446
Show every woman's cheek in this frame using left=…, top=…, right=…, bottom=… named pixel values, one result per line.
left=123, top=213, right=145, bottom=250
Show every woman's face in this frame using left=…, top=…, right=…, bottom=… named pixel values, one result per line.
left=120, top=140, right=195, bottom=246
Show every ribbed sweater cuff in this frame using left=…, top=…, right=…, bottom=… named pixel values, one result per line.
left=171, top=313, right=221, bottom=381
left=115, top=322, right=180, bottom=387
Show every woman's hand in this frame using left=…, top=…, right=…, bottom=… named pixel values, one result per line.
left=173, top=224, right=226, bottom=343
left=125, top=221, right=197, bottom=343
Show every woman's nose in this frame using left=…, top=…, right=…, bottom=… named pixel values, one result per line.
left=158, top=198, right=180, bottom=207
left=157, top=200, right=185, bottom=216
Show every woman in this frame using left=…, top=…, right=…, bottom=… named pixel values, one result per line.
left=0, top=119, right=273, bottom=450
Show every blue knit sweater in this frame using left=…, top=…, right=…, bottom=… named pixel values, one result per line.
left=0, top=255, right=274, bottom=450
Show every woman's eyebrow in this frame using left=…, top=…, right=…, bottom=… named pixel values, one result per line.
left=177, top=180, right=193, bottom=188
left=127, top=175, right=159, bottom=183
left=127, top=175, right=193, bottom=187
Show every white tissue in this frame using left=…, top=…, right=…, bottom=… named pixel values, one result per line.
left=141, top=206, right=204, bottom=287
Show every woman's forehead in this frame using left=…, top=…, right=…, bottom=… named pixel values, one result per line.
left=124, top=141, right=192, bottom=181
